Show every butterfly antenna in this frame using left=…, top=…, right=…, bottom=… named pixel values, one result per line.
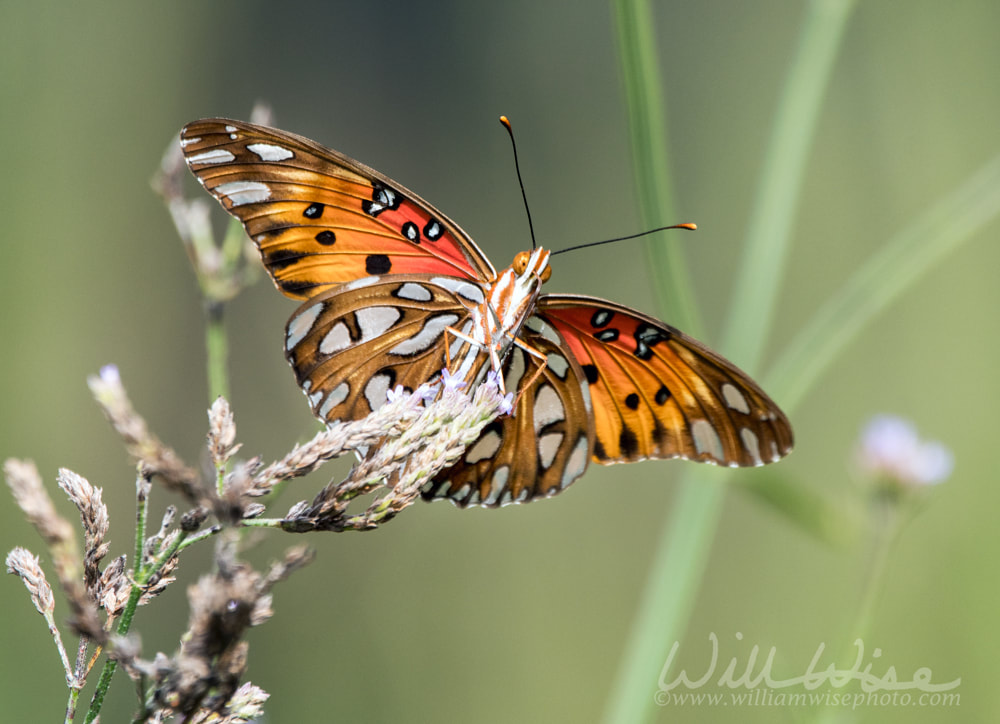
left=551, top=223, right=697, bottom=256
left=500, top=115, right=538, bottom=250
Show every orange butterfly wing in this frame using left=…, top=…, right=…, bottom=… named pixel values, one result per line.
left=538, top=295, right=793, bottom=468
left=180, top=119, right=496, bottom=299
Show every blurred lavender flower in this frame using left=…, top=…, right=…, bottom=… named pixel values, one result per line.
left=857, top=415, right=953, bottom=490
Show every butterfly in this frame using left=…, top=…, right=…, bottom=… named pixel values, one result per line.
left=180, top=118, right=793, bottom=507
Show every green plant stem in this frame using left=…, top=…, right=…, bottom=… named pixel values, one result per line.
left=613, top=0, right=698, bottom=332
left=85, top=527, right=191, bottom=722
left=65, top=685, right=79, bottom=724
left=604, top=2, right=856, bottom=722
left=205, top=299, right=230, bottom=402
left=722, top=0, right=858, bottom=369
left=767, top=152, right=1000, bottom=408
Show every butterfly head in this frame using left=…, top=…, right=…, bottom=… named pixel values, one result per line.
left=511, top=248, right=552, bottom=284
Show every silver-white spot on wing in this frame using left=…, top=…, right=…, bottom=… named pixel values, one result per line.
left=538, top=432, right=564, bottom=469
left=740, top=427, right=762, bottom=466
left=342, top=276, right=381, bottom=292
left=465, top=429, right=502, bottom=464
left=319, top=382, right=350, bottom=420
left=395, top=282, right=433, bottom=302
left=722, top=383, right=751, bottom=414
left=390, top=313, right=458, bottom=356
left=484, top=465, right=510, bottom=505
left=246, top=143, right=294, bottom=161
left=561, top=436, right=590, bottom=488
left=431, top=276, right=486, bottom=305
left=286, top=304, right=323, bottom=351
left=503, top=347, right=526, bottom=392
left=364, top=373, right=393, bottom=411
left=179, top=136, right=200, bottom=148
left=319, top=322, right=352, bottom=355
left=533, top=384, right=565, bottom=433
left=546, top=353, right=569, bottom=379
left=525, top=316, right=562, bottom=345
left=356, top=306, right=401, bottom=342
left=215, top=181, right=270, bottom=206
left=692, top=419, right=725, bottom=461
left=187, top=149, right=235, bottom=165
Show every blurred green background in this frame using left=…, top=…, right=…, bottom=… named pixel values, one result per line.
left=1, top=2, right=997, bottom=722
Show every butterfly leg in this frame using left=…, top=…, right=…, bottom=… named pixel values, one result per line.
left=443, top=323, right=488, bottom=379
left=508, top=336, right=550, bottom=407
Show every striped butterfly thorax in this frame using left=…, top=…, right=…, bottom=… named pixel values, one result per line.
left=181, top=118, right=793, bottom=507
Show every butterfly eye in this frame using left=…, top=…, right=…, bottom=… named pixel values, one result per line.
left=512, top=251, right=530, bottom=275
left=539, top=264, right=552, bottom=283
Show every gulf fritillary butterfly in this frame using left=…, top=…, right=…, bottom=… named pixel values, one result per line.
left=180, top=118, right=793, bottom=507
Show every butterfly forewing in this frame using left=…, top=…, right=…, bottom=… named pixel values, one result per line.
left=538, top=295, right=793, bottom=468
left=422, top=317, right=594, bottom=507
left=180, top=119, right=496, bottom=300
left=285, top=276, right=489, bottom=422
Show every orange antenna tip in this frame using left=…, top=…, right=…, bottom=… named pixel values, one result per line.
left=679, top=222, right=697, bottom=231
left=499, top=115, right=511, bottom=130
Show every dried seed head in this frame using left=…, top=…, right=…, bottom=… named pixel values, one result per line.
left=6, top=547, right=55, bottom=615
left=208, top=397, right=240, bottom=467
left=87, top=367, right=203, bottom=503
left=57, top=468, right=110, bottom=595
left=5, top=459, right=76, bottom=550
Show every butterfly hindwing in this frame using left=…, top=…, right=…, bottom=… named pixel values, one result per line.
left=538, top=295, right=794, bottom=468
left=180, top=119, right=496, bottom=300
left=285, top=275, right=491, bottom=423
left=422, top=316, right=595, bottom=507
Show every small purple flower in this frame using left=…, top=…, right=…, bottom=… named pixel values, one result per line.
left=483, top=369, right=503, bottom=391
left=440, top=367, right=467, bottom=392
left=498, top=391, right=515, bottom=416
left=413, top=383, right=439, bottom=404
left=385, top=384, right=407, bottom=404
left=99, top=364, right=121, bottom=386
left=857, top=415, right=953, bottom=487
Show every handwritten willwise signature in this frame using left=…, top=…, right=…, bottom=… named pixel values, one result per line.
left=657, top=633, right=961, bottom=694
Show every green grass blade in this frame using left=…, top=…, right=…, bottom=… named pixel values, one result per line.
left=604, top=2, right=857, bottom=722
left=613, top=0, right=698, bottom=331
left=768, top=152, right=1000, bottom=409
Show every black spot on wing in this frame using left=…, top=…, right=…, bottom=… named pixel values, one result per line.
left=361, top=183, right=402, bottom=217
left=365, top=254, right=392, bottom=274
left=303, top=203, right=324, bottom=219
left=279, top=278, right=321, bottom=296
left=582, top=364, right=599, bottom=384
left=619, top=425, right=639, bottom=458
left=265, top=249, right=306, bottom=272
left=595, top=328, right=620, bottom=343
left=423, top=219, right=443, bottom=240
left=402, top=221, right=419, bottom=243
left=634, top=322, right=671, bottom=360
left=655, top=385, right=671, bottom=405
left=625, top=393, right=640, bottom=410
left=591, top=309, right=615, bottom=328
left=315, top=230, right=336, bottom=245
